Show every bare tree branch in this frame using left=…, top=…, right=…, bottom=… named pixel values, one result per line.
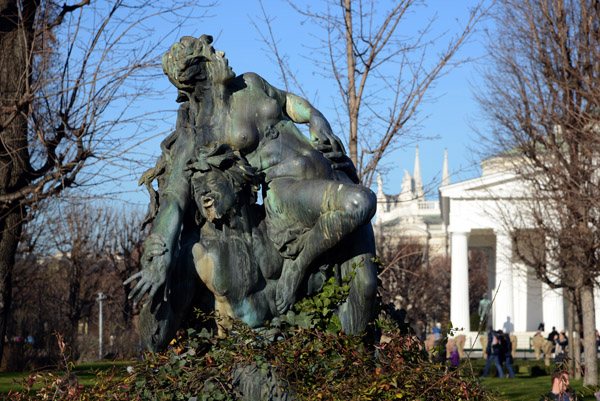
left=255, top=1, right=490, bottom=186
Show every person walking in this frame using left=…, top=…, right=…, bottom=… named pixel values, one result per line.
left=482, top=330, right=504, bottom=378
left=433, top=322, right=442, bottom=340
left=555, top=331, right=569, bottom=365
left=499, top=330, right=515, bottom=378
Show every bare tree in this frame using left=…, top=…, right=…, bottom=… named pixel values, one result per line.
left=377, top=236, right=450, bottom=330
left=43, top=203, right=119, bottom=348
left=378, top=235, right=489, bottom=334
left=7, top=202, right=146, bottom=366
left=105, top=206, right=147, bottom=339
left=0, top=0, right=211, bottom=364
left=476, top=0, right=600, bottom=385
left=253, top=0, right=489, bottom=186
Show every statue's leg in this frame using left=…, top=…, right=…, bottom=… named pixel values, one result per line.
left=335, top=224, right=378, bottom=334
left=267, top=179, right=376, bottom=314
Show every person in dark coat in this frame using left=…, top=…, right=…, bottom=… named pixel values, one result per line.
left=482, top=330, right=504, bottom=377
left=548, top=327, right=559, bottom=354
left=498, top=330, right=515, bottom=378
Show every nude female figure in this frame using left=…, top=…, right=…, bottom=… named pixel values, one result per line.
left=126, top=36, right=377, bottom=347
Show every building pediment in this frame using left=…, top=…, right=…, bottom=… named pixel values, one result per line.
left=439, top=170, right=527, bottom=200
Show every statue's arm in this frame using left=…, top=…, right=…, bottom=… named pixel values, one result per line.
left=256, top=76, right=343, bottom=152
left=288, top=94, right=360, bottom=182
left=284, top=92, right=346, bottom=155
left=257, top=76, right=359, bottom=182
left=125, top=138, right=193, bottom=306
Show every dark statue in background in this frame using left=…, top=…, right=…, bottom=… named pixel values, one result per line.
left=125, top=35, right=378, bottom=351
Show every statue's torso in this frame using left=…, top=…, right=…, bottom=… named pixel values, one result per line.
left=192, top=227, right=274, bottom=328
left=220, top=74, right=334, bottom=182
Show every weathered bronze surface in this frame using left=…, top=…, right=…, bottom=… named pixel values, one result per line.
left=125, top=35, right=378, bottom=351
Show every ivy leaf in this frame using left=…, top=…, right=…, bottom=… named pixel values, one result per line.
left=295, top=312, right=314, bottom=329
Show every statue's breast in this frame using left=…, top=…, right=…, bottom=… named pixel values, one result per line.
left=225, top=85, right=283, bottom=153
left=224, top=116, right=259, bottom=152
left=224, top=97, right=261, bottom=152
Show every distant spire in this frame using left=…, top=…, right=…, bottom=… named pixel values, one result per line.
left=377, top=173, right=384, bottom=198
left=413, top=145, right=424, bottom=198
left=442, top=148, right=450, bottom=187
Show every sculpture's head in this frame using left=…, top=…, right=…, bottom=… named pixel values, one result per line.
left=187, top=144, right=257, bottom=223
left=162, top=35, right=235, bottom=100
left=194, top=168, right=237, bottom=222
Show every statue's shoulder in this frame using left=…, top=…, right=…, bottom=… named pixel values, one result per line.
left=239, top=72, right=263, bottom=83
left=236, top=73, right=283, bottom=101
left=236, top=72, right=269, bottom=89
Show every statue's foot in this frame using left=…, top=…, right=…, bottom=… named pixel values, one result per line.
left=275, top=261, right=302, bottom=314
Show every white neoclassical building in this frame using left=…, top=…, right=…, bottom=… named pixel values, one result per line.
left=439, top=155, right=600, bottom=346
left=375, top=146, right=449, bottom=257
left=378, top=149, right=600, bottom=347
left=439, top=156, right=565, bottom=335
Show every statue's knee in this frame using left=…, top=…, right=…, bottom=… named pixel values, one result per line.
left=341, top=187, right=376, bottom=225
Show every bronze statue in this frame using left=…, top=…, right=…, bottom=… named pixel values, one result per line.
left=125, top=35, right=378, bottom=351
left=479, top=293, right=491, bottom=325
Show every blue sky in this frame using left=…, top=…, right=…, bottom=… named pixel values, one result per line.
left=112, top=1, right=491, bottom=205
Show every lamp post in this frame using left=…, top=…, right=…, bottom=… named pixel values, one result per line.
left=97, top=292, right=106, bottom=361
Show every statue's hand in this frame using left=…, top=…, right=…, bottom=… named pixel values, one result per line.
left=308, top=116, right=360, bottom=182
left=309, top=116, right=345, bottom=156
left=275, top=259, right=303, bottom=315
left=123, top=234, right=171, bottom=306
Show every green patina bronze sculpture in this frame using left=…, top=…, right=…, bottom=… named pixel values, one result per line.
left=125, top=35, right=378, bottom=351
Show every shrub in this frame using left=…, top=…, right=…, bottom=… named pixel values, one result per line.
left=531, top=365, right=549, bottom=377
left=10, top=274, right=499, bottom=400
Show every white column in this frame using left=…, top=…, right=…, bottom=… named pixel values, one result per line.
left=542, top=283, right=564, bottom=331
left=494, top=231, right=514, bottom=332
left=512, top=260, right=528, bottom=332
left=450, top=228, right=470, bottom=332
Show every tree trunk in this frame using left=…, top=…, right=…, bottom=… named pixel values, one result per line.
left=567, top=295, right=575, bottom=374
left=0, top=0, right=35, bottom=365
left=580, top=284, right=597, bottom=386
left=574, top=315, right=581, bottom=380
left=0, top=211, right=22, bottom=364
left=343, top=0, right=358, bottom=169
left=574, top=288, right=582, bottom=380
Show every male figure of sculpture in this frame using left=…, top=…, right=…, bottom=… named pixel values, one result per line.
left=125, top=35, right=378, bottom=350
left=478, top=293, right=491, bottom=326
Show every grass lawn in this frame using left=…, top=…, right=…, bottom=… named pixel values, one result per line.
left=481, top=376, right=598, bottom=400
left=467, top=358, right=600, bottom=400
left=0, top=360, right=133, bottom=395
